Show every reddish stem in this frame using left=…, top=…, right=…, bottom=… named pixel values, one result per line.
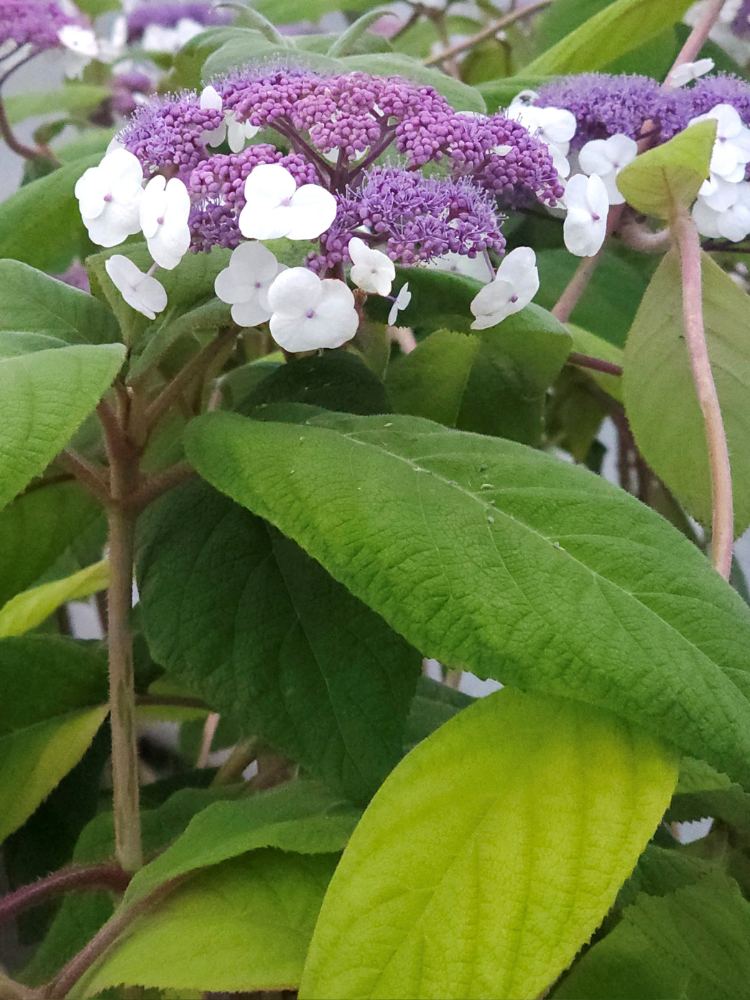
left=0, top=865, right=130, bottom=928
left=567, top=351, right=623, bottom=377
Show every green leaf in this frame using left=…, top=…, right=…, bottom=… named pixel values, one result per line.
left=478, top=75, right=555, bottom=112
left=3, top=85, right=109, bottom=125
left=184, top=411, right=750, bottom=788
left=328, top=8, right=396, bottom=57
left=254, top=0, right=374, bottom=21
left=0, top=481, right=100, bottom=607
left=76, top=851, right=338, bottom=997
left=617, top=122, right=716, bottom=218
left=0, top=260, right=119, bottom=346
left=340, top=54, right=486, bottom=112
left=137, top=480, right=421, bottom=801
left=554, top=873, right=750, bottom=999
left=125, top=780, right=359, bottom=905
left=386, top=322, right=571, bottom=445
left=404, top=676, right=472, bottom=748
left=668, top=757, right=750, bottom=829
left=300, top=688, right=677, bottom=999
left=623, top=249, right=750, bottom=534
left=0, top=154, right=100, bottom=272
left=0, top=560, right=109, bottom=637
left=524, top=0, right=694, bottom=73
left=0, top=706, right=108, bottom=843
left=0, top=343, right=125, bottom=512
left=202, top=34, right=342, bottom=79
left=239, top=351, right=390, bottom=416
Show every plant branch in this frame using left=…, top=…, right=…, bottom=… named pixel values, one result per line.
left=128, top=461, right=195, bottom=512
left=59, top=450, right=110, bottom=506
left=212, top=738, right=259, bottom=785
left=0, top=865, right=130, bottom=928
left=424, top=0, right=552, bottom=66
left=671, top=204, right=733, bottom=578
left=0, top=971, right=37, bottom=1000
left=567, top=351, right=623, bottom=377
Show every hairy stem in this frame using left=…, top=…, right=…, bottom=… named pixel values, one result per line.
left=567, top=351, right=623, bottom=377
left=671, top=205, right=733, bottom=578
left=59, top=450, right=110, bottom=506
left=0, top=865, right=129, bottom=928
left=0, top=971, right=37, bottom=1000
left=212, top=737, right=259, bottom=785
left=424, top=0, right=552, bottom=66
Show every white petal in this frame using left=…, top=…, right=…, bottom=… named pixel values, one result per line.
left=243, top=163, right=297, bottom=210
left=84, top=201, right=141, bottom=247
left=231, top=297, right=272, bottom=327
left=388, top=283, right=411, bottom=325
left=606, top=133, right=638, bottom=168
left=105, top=254, right=166, bottom=320
left=102, top=148, right=144, bottom=192
left=578, top=139, right=613, bottom=177
left=669, top=58, right=714, bottom=87
left=139, top=174, right=167, bottom=239
left=226, top=115, right=247, bottom=154
left=75, top=167, right=109, bottom=219
left=286, top=184, right=338, bottom=240
left=267, top=267, right=322, bottom=318
left=164, top=177, right=191, bottom=224
left=540, top=107, right=577, bottom=145
left=239, top=202, right=295, bottom=241
left=137, top=274, right=169, bottom=316
left=583, top=173, right=610, bottom=218
left=564, top=208, right=607, bottom=257
left=348, top=238, right=395, bottom=296
left=200, top=85, right=222, bottom=111
left=692, top=199, right=723, bottom=238
left=214, top=265, right=247, bottom=305
left=204, top=122, right=227, bottom=148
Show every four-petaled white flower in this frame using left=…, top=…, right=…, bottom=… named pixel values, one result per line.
left=693, top=180, right=750, bottom=242
left=578, top=133, right=638, bottom=205
left=690, top=103, right=750, bottom=184
left=267, top=268, right=359, bottom=352
left=668, top=57, right=715, bottom=88
left=507, top=102, right=577, bottom=179
left=57, top=24, right=99, bottom=78
left=105, top=255, right=167, bottom=320
left=469, top=247, right=538, bottom=330
left=214, top=241, right=284, bottom=327
left=75, top=148, right=144, bottom=247
left=348, top=237, right=395, bottom=296
left=563, top=174, right=609, bottom=257
left=388, top=283, right=412, bottom=326
left=139, top=175, right=192, bottom=270
left=239, top=164, right=337, bottom=241
left=200, top=85, right=260, bottom=154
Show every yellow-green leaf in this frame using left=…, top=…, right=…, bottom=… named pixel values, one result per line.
left=617, top=121, right=716, bottom=218
left=300, top=689, right=677, bottom=1000
left=0, top=560, right=109, bottom=637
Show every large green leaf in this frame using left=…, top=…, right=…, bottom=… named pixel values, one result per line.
left=0, top=343, right=125, bottom=511
left=386, top=324, right=571, bottom=445
left=137, top=480, right=421, bottom=801
left=524, top=0, right=693, bottom=73
left=0, top=260, right=119, bottom=346
left=0, top=155, right=99, bottom=272
left=125, top=780, right=358, bottom=904
left=623, top=249, right=750, bottom=534
left=300, top=688, right=677, bottom=999
left=76, top=851, right=338, bottom=997
left=554, top=873, right=750, bottom=999
left=0, top=706, right=108, bottom=843
left=184, top=411, right=750, bottom=787
left=0, top=481, right=100, bottom=607
left=0, top=560, right=109, bottom=637
left=4, top=85, right=109, bottom=125
left=668, top=757, right=750, bottom=830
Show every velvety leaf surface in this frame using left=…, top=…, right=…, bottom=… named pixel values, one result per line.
left=77, top=851, right=339, bottom=997
left=125, top=780, right=359, bottom=904
left=185, top=411, right=750, bottom=787
left=623, top=250, right=750, bottom=534
left=300, top=688, right=677, bottom=1000
left=554, top=873, right=750, bottom=999
left=0, top=344, right=126, bottom=511
left=137, top=480, right=421, bottom=801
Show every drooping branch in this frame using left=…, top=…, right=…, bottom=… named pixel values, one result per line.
left=567, top=352, right=623, bottom=377
left=0, top=864, right=130, bottom=928
left=424, top=0, right=552, bottom=66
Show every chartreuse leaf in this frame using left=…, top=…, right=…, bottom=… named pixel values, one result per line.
left=617, top=121, right=716, bottom=218
left=554, top=873, right=750, bottom=999
left=137, top=481, right=420, bottom=802
left=0, top=481, right=100, bottom=607
left=524, top=0, right=693, bottom=73
left=125, top=780, right=359, bottom=905
left=0, top=706, right=108, bottom=843
left=0, top=344, right=125, bottom=512
left=300, top=689, right=677, bottom=1000
left=0, top=260, right=119, bottom=346
left=0, top=560, right=109, bottom=637
left=76, top=851, right=338, bottom=998
left=623, top=249, right=750, bottom=534
left=0, top=154, right=99, bottom=272
left=184, top=411, right=750, bottom=787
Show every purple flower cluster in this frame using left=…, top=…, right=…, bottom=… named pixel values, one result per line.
left=315, top=168, right=505, bottom=270
left=0, top=0, right=80, bottom=52
left=111, top=69, right=154, bottom=117
left=535, top=72, right=750, bottom=147
left=731, top=0, right=750, bottom=38
left=120, top=93, right=224, bottom=174
left=126, top=1, right=229, bottom=41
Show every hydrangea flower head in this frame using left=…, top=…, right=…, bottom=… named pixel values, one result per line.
left=0, top=0, right=82, bottom=52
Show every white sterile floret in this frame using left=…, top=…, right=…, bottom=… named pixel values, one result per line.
left=105, top=255, right=167, bottom=320
left=690, top=104, right=750, bottom=183
left=429, top=252, right=492, bottom=283
left=693, top=180, right=750, bottom=242
left=563, top=174, right=609, bottom=257
left=578, top=133, right=638, bottom=205
left=139, top=175, right=191, bottom=270
left=141, top=18, right=204, bottom=53
left=239, top=164, right=337, bottom=241
left=469, top=247, right=538, bottom=330
left=75, top=148, right=144, bottom=247
left=668, top=58, right=715, bottom=88
left=214, top=241, right=284, bottom=326
left=388, top=283, right=412, bottom=326
left=507, top=102, right=577, bottom=179
left=267, top=268, right=359, bottom=352
left=200, top=85, right=260, bottom=154
left=57, top=24, right=99, bottom=78
left=348, top=237, right=395, bottom=296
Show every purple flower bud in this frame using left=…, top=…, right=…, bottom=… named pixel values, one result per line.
left=0, top=0, right=82, bottom=52
left=665, top=73, right=750, bottom=137
left=119, top=91, right=224, bottom=176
